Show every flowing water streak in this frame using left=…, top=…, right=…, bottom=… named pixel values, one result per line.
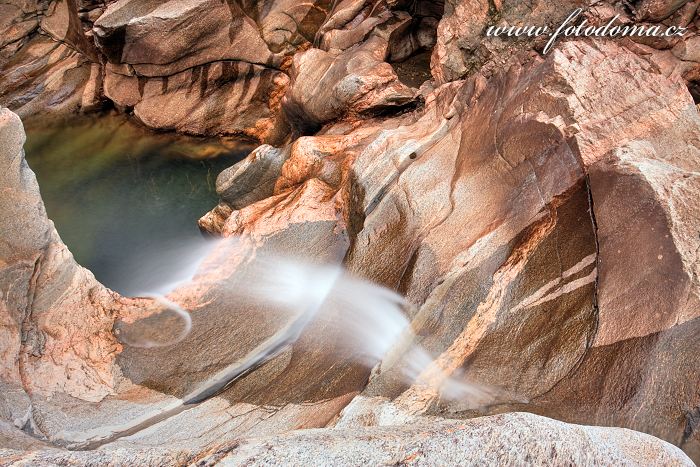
left=74, top=239, right=497, bottom=450
left=115, top=238, right=222, bottom=349
left=120, top=236, right=497, bottom=405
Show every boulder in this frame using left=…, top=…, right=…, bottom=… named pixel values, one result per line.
left=92, top=0, right=278, bottom=77
left=214, top=144, right=291, bottom=209
left=283, top=36, right=416, bottom=133
left=40, top=0, right=99, bottom=60
left=103, top=61, right=290, bottom=142
left=202, top=412, right=693, bottom=466
left=239, top=0, right=335, bottom=55
left=0, top=35, right=97, bottom=118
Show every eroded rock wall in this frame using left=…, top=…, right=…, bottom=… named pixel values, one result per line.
left=1, top=0, right=700, bottom=465
left=200, top=35, right=700, bottom=462
left=3, top=0, right=700, bottom=141
left=0, top=105, right=122, bottom=410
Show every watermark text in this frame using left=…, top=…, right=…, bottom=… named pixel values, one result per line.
left=485, top=8, right=688, bottom=54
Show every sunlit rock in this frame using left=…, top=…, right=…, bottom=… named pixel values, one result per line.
left=1, top=0, right=700, bottom=464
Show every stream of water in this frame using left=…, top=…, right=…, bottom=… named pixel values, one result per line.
left=22, top=115, right=499, bottom=448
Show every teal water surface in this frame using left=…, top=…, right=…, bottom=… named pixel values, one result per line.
left=23, top=114, right=252, bottom=295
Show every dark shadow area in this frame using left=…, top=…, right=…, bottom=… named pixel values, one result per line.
left=393, top=49, right=433, bottom=87
left=388, top=0, right=445, bottom=87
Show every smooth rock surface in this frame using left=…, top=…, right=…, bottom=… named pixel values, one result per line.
left=202, top=39, right=700, bottom=462
left=0, top=105, right=121, bottom=404
left=103, top=61, right=290, bottom=141
left=2, top=0, right=700, bottom=464
left=283, top=35, right=416, bottom=133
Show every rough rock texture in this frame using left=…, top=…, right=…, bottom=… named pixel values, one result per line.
left=2, top=0, right=700, bottom=465
left=0, top=0, right=444, bottom=141
left=199, top=36, right=700, bottom=462
left=0, top=105, right=121, bottom=404
left=201, top=412, right=693, bottom=466
left=1, top=412, right=692, bottom=465
left=430, top=0, right=700, bottom=94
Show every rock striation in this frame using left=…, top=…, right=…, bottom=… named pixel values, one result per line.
left=2, top=0, right=700, bottom=465
left=4, top=101, right=692, bottom=465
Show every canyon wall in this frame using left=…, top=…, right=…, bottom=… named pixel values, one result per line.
left=1, top=0, right=700, bottom=465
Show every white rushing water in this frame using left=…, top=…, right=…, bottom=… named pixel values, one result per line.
left=120, top=236, right=496, bottom=407
left=62, top=237, right=501, bottom=450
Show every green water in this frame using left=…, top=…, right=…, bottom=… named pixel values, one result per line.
left=23, top=114, right=252, bottom=295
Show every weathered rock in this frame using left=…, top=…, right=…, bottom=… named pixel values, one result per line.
left=92, top=0, right=278, bottom=77
left=0, top=35, right=97, bottom=118
left=0, top=0, right=342, bottom=141
left=201, top=39, right=700, bottom=462
left=636, top=0, right=691, bottom=22
left=283, top=36, right=416, bottom=133
left=316, top=0, right=442, bottom=63
left=40, top=0, right=98, bottom=60
left=1, top=412, right=692, bottom=465
left=0, top=1, right=43, bottom=60
left=429, top=0, right=700, bottom=86
left=0, top=105, right=120, bottom=404
left=200, top=412, right=693, bottom=466
left=317, top=0, right=398, bottom=52
left=0, top=105, right=362, bottom=458
left=2, top=0, right=700, bottom=465
left=239, top=0, right=335, bottom=55
left=103, top=61, right=290, bottom=141
left=431, top=0, right=490, bottom=83
left=0, top=0, right=110, bottom=117
left=215, top=144, right=291, bottom=209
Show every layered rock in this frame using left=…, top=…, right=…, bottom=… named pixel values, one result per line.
left=0, top=105, right=120, bottom=408
left=0, top=0, right=45, bottom=60
left=2, top=0, right=700, bottom=465
left=0, top=35, right=100, bottom=118
left=0, top=0, right=104, bottom=117
left=200, top=38, right=700, bottom=462
left=3, top=0, right=700, bottom=141
left=103, top=60, right=290, bottom=141
left=0, top=0, right=445, bottom=140
left=5, top=412, right=691, bottom=465
left=92, top=0, right=278, bottom=76
left=0, top=0, right=340, bottom=141
left=91, top=0, right=296, bottom=141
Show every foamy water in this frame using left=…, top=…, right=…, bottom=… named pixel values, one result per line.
left=120, top=237, right=496, bottom=408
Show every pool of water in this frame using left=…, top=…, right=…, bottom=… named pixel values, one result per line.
left=23, top=114, right=253, bottom=296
